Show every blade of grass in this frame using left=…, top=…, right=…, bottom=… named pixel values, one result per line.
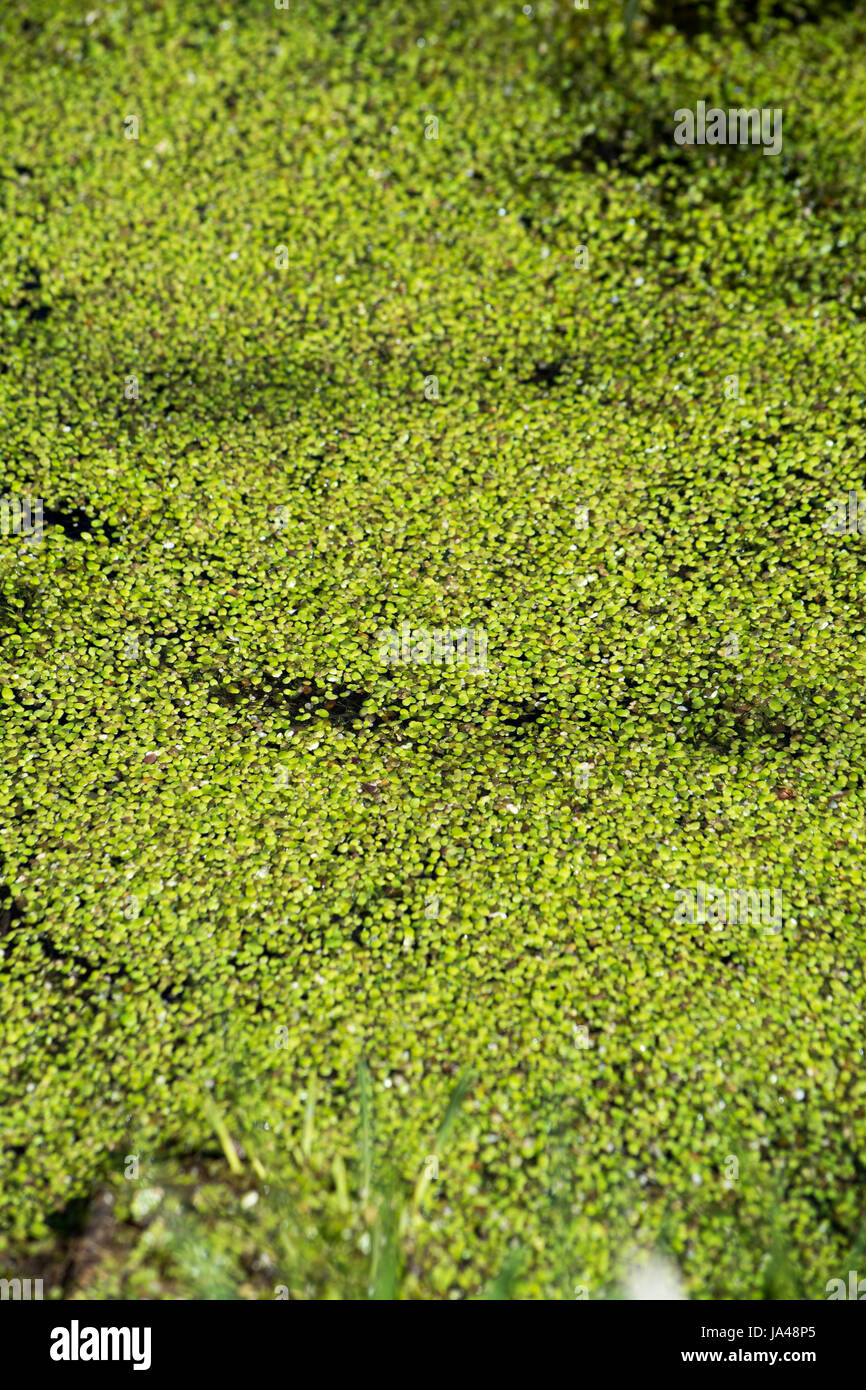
left=623, top=0, right=641, bottom=44
left=203, top=1096, right=243, bottom=1175
left=331, top=1153, right=350, bottom=1215
left=359, top=1059, right=373, bottom=1200
left=479, top=1248, right=525, bottom=1300
left=412, top=1070, right=475, bottom=1212
left=301, top=1075, right=317, bottom=1162
left=369, top=1190, right=401, bottom=1300
left=433, top=1070, right=475, bottom=1150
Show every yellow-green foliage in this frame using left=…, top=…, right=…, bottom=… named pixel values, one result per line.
left=0, top=0, right=864, bottom=1298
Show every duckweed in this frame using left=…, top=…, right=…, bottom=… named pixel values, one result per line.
left=0, top=0, right=864, bottom=1299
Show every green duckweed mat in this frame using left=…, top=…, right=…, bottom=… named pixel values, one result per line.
left=0, top=0, right=864, bottom=1299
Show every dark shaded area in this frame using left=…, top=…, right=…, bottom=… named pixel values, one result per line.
left=647, top=0, right=853, bottom=36
left=210, top=672, right=564, bottom=743
left=683, top=697, right=804, bottom=753
left=0, top=883, right=25, bottom=935
left=550, top=122, right=676, bottom=179
left=1, top=262, right=77, bottom=325
left=211, top=674, right=377, bottom=731
left=46, top=1194, right=91, bottom=1240
left=502, top=696, right=548, bottom=729
left=37, top=933, right=99, bottom=982
left=521, top=359, right=567, bottom=390
left=41, top=504, right=122, bottom=543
